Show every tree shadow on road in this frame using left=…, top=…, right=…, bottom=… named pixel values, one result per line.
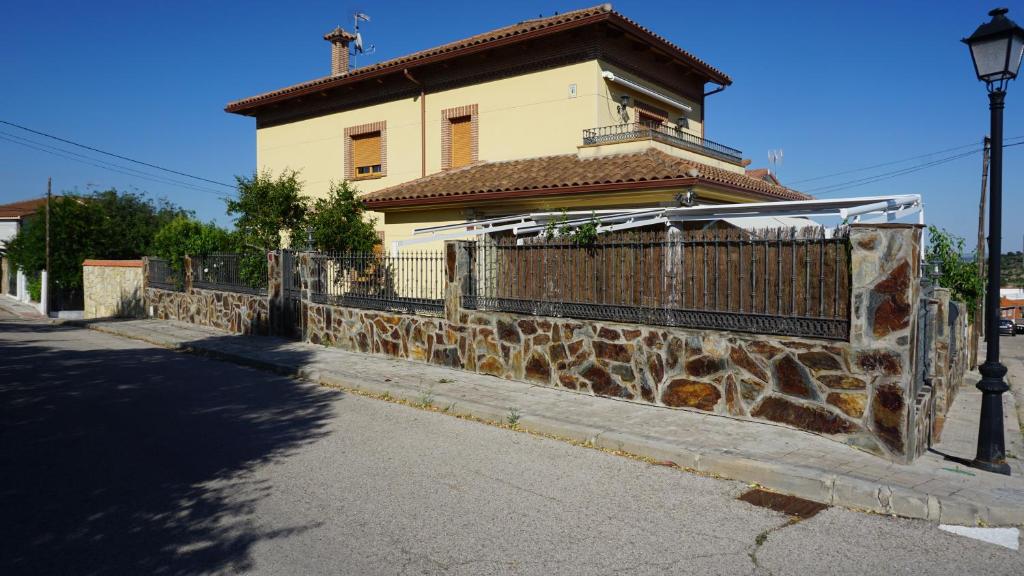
left=0, top=321, right=338, bottom=575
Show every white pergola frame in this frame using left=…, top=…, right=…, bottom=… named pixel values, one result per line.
left=391, top=194, right=923, bottom=252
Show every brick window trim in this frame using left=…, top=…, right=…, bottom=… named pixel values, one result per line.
left=344, top=121, right=387, bottom=180
left=441, top=104, right=479, bottom=170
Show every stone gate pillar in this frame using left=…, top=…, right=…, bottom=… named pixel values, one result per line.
left=267, top=251, right=283, bottom=336
left=848, top=223, right=923, bottom=462
left=444, top=240, right=473, bottom=323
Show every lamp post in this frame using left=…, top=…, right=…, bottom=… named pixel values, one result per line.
left=963, top=7, right=1024, bottom=476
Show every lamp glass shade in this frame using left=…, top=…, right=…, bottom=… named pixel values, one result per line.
left=964, top=8, right=1024, bottom=83
left=970, top=35, right=1015, bottom=81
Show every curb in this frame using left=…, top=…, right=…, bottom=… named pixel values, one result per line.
left=79, top=321, right=1024, bottom=527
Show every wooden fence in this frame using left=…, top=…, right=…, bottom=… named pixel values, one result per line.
left=465, top=227, right=851, bottom=339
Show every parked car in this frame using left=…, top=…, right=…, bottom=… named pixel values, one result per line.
left=1016, top=320, right=1024, bottom=334
left=999, top=319, right=1016, bottom=336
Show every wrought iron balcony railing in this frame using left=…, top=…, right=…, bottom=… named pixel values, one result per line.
left=582, top=122, right=743, bottom=164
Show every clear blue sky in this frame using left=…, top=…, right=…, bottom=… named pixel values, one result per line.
left=2, top=0, right=1022, bottom=252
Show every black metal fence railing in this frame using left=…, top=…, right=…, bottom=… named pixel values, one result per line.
left=581, top=122, right=743, bottom=164
left=464, top=227, right=851, bottom=340
left=309, top=250, right=445, bottom=316
left=146, top=257, right=184, bottom=292
left=191, top=253, right=267, bottom=295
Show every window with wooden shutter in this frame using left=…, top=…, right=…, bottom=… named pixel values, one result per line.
left=638, top=110, right=662, bottom=128
left=450, top=116, right=472, bottom=169
left=352, top=131, right=382, bottom=177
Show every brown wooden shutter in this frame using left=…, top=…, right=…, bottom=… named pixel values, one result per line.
left=450, top=116, right=472, bottom=168
left=352, top=132, right=381, bottom=174
left=638, top=110, right=662, bottom=128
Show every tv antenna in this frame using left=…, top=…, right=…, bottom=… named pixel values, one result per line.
left=768, top=148, right=784, bottom=176
left=352, top=12, right=375, bottom=68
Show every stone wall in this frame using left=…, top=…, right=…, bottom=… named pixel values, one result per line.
left=143, top=256, right=270, bottom=336
left=146, top=287, right=270, bottom=335
left=143, top=225, right=967, bottom=463
left=302, top=224, right=936, bottom=463
left=83, top=260, right=144, bottom=319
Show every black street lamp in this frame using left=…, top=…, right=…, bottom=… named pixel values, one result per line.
left=963, top=7, right=1024, bottom=476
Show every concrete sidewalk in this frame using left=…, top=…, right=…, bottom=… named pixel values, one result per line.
left=0, top=295, right=46, bottom=320
left=77, top=318, right=1024, bottom=526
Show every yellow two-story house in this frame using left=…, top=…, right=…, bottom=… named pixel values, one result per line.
left=226, top=4, right=808, bottom=248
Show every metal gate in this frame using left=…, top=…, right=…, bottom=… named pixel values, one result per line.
left=281, top=250, right=303, bottom=339
left=912, top=296, right=930, bottom=398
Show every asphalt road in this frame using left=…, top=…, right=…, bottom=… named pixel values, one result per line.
left=1, top=317, right=1023, bottom=575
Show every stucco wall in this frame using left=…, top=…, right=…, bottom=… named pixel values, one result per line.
left=256, top=60, right=605, bottom=202
left=83, top=260, right=144, bottom=319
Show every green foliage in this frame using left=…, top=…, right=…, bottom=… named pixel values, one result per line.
left=237, top=251, right=269, bottom=289
left=307, top=180, right=379, bottom=253
left=27, top=274, right=41, bottom=302
left=5, top=190, right=187, bottom=293
left=544, top=210, right=568, bottom=241
left=541, top=211, right=600, bottom=246
left=152, top=216, right=234, bottom=267
left=1001, top=251, right=1024, bottom=288
left=226, top=169, right=307, bottom=252
left=571, top=213, right=600, bottom=247
left=927, top=226, right=984, bottom=317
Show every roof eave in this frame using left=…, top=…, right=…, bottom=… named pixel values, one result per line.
left=362, top=177, right=803, bottom=210
left=224, top=11, right=612, bottom=116
left=225, top=10, right=731, bottom=116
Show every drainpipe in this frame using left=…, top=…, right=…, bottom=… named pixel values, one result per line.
left=702, top=84, right=726, bottom=140
left=403, top=69, right=426, bottom=177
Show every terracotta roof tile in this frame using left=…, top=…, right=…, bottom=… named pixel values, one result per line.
left=0, top=197, right=47, bottom=219
left=226, top=4, right=730, bottom=114
left=362, top=148, right=809, bottom=208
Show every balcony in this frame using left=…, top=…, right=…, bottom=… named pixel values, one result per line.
left=581, top=123, right=743, bottom=165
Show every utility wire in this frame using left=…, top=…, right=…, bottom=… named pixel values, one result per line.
left=0, top=131, right=228, bottom=197
left=0, top=119, right=235, bottom=189
left=0, top=128, right=228, bottom=195
left=809, top=149, right=982, bottom=197
left=810, top=140, right=1024, bottom=197
left=789, top=135, right=1024, bottom=186
left=0, top=132, right=230, bottom=198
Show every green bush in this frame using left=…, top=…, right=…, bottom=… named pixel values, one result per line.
left=27, top=274, right=41, bottom=302
left=152, top=216, right=235, bottom=267
left=5, top=189, right=187, bottom=292
left=927, top=226, right=984, bottom=319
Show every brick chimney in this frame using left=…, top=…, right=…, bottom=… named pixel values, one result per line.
left=324, top=27, right=357, bottom=75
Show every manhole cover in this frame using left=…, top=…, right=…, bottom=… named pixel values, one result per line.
left=738, top=488, right=828, bottom=519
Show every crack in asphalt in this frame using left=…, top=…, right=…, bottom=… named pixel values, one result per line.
left=747, top=516, right=802, bottom=576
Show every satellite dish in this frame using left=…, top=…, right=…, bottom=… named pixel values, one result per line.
left=354, top=31, right=364, bottom=53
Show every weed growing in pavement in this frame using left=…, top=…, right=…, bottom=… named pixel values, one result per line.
left=418, top=388, right=435, bottom=407
left=506, top=407, right=521, bottom=427
left=438, top=378, right=455, bottom=384
left=443, top=402, right=457, bottom=413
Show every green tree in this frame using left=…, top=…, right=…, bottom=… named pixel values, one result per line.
left=307, top=180, right=379, bottom=253
left=926, top=226, right=985, bottom=318
left=152, top=215, right=235, bottom=266
left=226, top=170, right=307, bottom=252
left=6, top=190, right=187, bottom=297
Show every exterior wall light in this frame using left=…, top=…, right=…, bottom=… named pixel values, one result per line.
left=617, top=95, right=631, bottom=123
